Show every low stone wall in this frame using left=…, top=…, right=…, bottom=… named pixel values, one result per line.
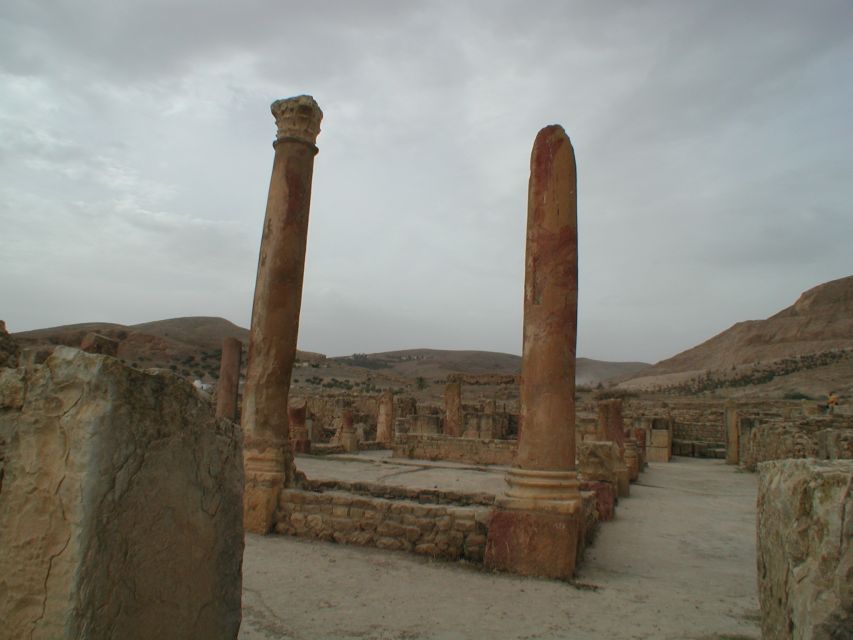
left=741, top=417, right=853, bottom=471
left=275, top=484, right=602, bottom=567
left=757, top=459, right=853, bottom=639
left=300, top=477, right=495, bottom=507
left=275, top=489, right=491, bottom=561
left=392, top=434, right=516, bottom=466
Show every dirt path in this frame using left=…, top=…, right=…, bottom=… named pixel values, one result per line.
left=240, top=457, right=760, bottom=639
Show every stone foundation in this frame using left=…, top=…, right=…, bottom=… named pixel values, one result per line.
left=757, top=459, right=853, bottom=639
left=393, top=434, right=516, bottom=466
left=275, top=488, right=491, bottom=561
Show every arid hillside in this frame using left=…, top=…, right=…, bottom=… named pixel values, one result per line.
left=12, top=318, right=647, bottom=389
left=620, top=275, right=853, bottom=397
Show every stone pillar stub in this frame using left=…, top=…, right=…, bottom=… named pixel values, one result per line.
left=444, top=381, right=462, bottom=437
left=241, top=95, right=322, bottom=534
left=340, top=408, right=358, bottom=453
left=215, top=337, right=242, bottom=421
left=376, top=391, right=395, bottom=446
left=289, top=398, right=311, bottom=454
left=485, top=124, right=581, bottom=580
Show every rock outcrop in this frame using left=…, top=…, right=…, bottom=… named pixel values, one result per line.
left=0, top=347, right=244, bottom=639
left=0, top=320, right=19, bottom=368
left=757, top=459, right=852, bottom=639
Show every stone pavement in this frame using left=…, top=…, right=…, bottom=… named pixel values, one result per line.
left=241, top=456, right=760, bottom=639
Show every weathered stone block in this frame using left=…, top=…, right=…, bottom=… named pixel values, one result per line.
left=0, top=347, right=243, bottom=640
left=484, top=509, right=580, bottom=579
left=757, top=459, right=852, bottom=640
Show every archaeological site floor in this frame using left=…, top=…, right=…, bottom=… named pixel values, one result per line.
left=240, top=457, right=760, bottom=639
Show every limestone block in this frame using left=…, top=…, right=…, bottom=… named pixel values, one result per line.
left=577, top=440, right=621, bottom=486
left=0, top=347, right=243, bottom=640
left=647, top=445, right=671, bottom=463
left=650, top=429, right=671, bottom=447
left=757, top=459, right=852, bottom=640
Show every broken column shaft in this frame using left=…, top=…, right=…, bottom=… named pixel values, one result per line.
left=485, top=124, right=582, bottom=579
left=241, top=95, right=322, bottom=534
left=215, top=337, right=242, bottom=421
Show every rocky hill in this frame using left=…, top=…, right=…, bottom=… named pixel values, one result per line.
left=11, top=318, right=647, bottom=388
left=620, top=275, right=853, bottom=397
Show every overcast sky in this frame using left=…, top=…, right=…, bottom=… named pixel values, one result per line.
left=1, top=1, right=851, bottom=363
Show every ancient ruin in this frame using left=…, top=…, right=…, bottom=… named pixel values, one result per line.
left=0, top=348, right=243, bottom=639
left=484, top=124, right=583, bottom=579
left=241, top=95, right=323, bottom=534
left=216, top=336, right=242, bottom=421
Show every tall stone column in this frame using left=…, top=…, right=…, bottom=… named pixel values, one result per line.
left=484, top=125, right=581, bottom=579
left=376, top=391, right=396, bottom=446
left=241, top=95, right=322, bottom=534
left=215, top=337, right=242, bottom=421
left=443, top=379, right=462, bottom=437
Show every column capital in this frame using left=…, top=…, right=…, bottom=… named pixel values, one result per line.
left=271, top=95, right=323, bottom=147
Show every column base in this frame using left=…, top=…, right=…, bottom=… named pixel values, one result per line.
left=485, top=508, right=581, bottom=579
left=243, top=443, right=288, bottom=534
left=484, top=468, right=582, bottom=579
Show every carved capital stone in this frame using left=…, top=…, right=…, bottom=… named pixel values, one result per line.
left=271, top=95, right=323, bottom=147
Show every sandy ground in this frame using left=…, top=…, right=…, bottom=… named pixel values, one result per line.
left=240, top=456, right=760, bottom=640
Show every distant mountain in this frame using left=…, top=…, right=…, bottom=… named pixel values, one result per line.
left=329, top=348, right=649, bottom=387
left=620, top=275, right=853, bottom=396
left=12, top=319, right=647, bottom=387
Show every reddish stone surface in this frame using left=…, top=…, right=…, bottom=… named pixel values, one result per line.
left=289, top=400, right=311, bottom=454
left=484, top=509, right=579, bottom=580
left=376, top=391, right=395, bottom=446
left=443, top=381, right=462, bottom=437
left=596, top=399, right=626, bottom=454
left=216, top=337, right=242, bottom=421
left=515, top=125, right=578, bottom=472
left=580, top=480, right=615, bottom=521
left=241, top=96, right=322, bottom=533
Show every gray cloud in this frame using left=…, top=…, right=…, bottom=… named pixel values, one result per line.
left=1, top=1, right=851, bottom=363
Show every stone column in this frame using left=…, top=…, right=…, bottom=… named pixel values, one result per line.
left=484, top=125, right=581, bottom=579
left=215, top=337, right=242, bottom=421
left=241, top=95, right=323, bottom=534
left=376, top=391, right=396, bottom=446
left=340, top=409, right=358, bottom=453
left=444, top=379, right=463, bottom=437
left=725, top=401, right=739, bottom=465
left=289, top=399, right=310, bottom=454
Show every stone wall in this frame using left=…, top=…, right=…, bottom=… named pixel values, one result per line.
left=393, top=434, right=516, bottom=466
left=741, top=416, right=853, bottom=471
left=274, top=482, right=602, bottom=567
left=757, top=459, right=852, bottom=639
left=275, top=488, right=491, bottom=561
left=0, top=347, right=243, bottom=640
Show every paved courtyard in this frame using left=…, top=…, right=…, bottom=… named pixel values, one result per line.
left=241, top=455, right=760, bottom=640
